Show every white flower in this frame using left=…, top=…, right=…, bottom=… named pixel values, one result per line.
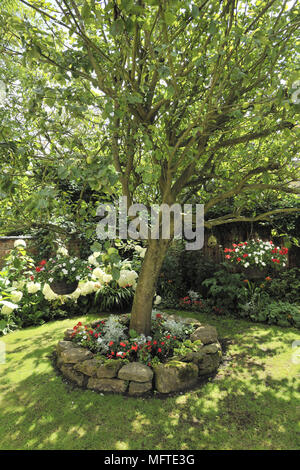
left=117, top=269, right=138, bottom=287
left=62, top=269, right=68, bottom=275
left=1, top=305, right=14, bottom=315
left=244, top=262, right=249, bottom=268
left=12, top=280, right=25, bottom=289
left=42, top=284, right=59, bottom=301
left=135, top=245, right=146, bottom=258
left=27, top=282, right=41, bottom=294
left=154, top=295, right=162, bottom=305
left=79, top=281, right=98, bottom=296
left=11, top=291, right=23, bottom=303
left=68, top=288, right=81, bottom=300
left=92, top=267, right=106, bottom=280
left=102, top=273, right=113, bottom=283
left=14, top=239, right=26, bottom=249
left=57, top=247, right=68, bottom=256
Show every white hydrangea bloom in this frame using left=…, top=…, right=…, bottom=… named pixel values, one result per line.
left=11, top=291, right=23, bottom=303
left=27, top=282, right=41, bottom=294
left=102, top=273, right=113, bottom=283
left=14, top=239, right=26, bottom=249
left=57, top=246, right=69, bottom=256
left=68, top=288, right=82, bottom=300
left=88, top=255, right=100, bottom=267
left=117, top=269, right=138, bottom=287
left=135, top=245, right=146, bottom=258
left=1, top=305, right=14, bottom=315
left=79, top=281, right=98, bottom=296
left=92, top=267, right=106, bottom=281
left=42, top=284, right=59, bottom=301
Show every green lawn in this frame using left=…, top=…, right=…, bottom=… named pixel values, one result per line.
left=0, top=310, right=299, bottom=450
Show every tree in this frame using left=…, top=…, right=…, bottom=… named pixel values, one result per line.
left=0, top=0, right=299, bottom=335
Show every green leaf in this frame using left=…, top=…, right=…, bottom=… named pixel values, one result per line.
left=110, top=18, right=125, bottom=36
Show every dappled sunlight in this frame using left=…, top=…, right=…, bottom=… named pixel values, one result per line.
left=115, top=441, right=130, bottom=450
left=0, top=314, right=299, bottom=450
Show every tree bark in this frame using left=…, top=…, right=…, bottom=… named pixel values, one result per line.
left=129, top=238, right=170, bottom=336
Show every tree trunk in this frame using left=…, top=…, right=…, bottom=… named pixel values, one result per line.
left=129, top=238, right=170, bottom=336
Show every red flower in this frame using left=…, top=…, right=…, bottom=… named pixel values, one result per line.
left=158, top=348, right=162, bottom=353
left=35, top=267, right=41, bottom=272
left=156, top=313, right=162, bottom=319
left=166, top=335, right=171, bottom=339
left=39, top=260, right=47, bottom=266
left=30, top=275, right=34, bottom=281
left=120, top=342, right=126, bottom=347
left=243, top=253, right=248, bottom=258
left=161, top=341, right=165, bottom=345
left=237, top=257, right=242, bottom=262
left=109, top=341, right=114, bottom=346
left=225, top=255, right=231, bottom=259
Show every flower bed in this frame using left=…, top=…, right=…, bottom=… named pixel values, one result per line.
left=224, top=239, right=288, bottom=271
left=55, top=312, right=222, bottom=396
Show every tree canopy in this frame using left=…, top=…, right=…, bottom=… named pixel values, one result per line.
left=0, top=0, right=299, bottom=333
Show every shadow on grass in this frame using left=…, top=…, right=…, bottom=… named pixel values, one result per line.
left=0, top=312, right=299, bottom=450
left=0, top=363, right=298, bottom=450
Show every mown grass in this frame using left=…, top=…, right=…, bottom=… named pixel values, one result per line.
left=0, top=310, right=299, bottom=450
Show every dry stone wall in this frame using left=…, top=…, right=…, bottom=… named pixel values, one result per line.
left=55, top=314, right=222, bottom=396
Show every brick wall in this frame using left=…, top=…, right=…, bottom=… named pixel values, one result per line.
left=0, top=236, right=81, bottom=268
left=0, top=236, right=35, bottom=268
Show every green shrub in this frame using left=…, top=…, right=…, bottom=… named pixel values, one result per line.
left=263, top=268, right=300, bottom=304
left=263, top=301, right=300, bottom=328
left=157, top=242, right=186, bottom=306
left=202, top=264, right=247, bottom=314
left=182, top=251, right=220, bottom=296
left=94, top=283, right=134, bottom=312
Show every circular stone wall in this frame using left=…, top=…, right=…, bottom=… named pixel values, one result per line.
left=55, top=314, right=222, bottom=396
